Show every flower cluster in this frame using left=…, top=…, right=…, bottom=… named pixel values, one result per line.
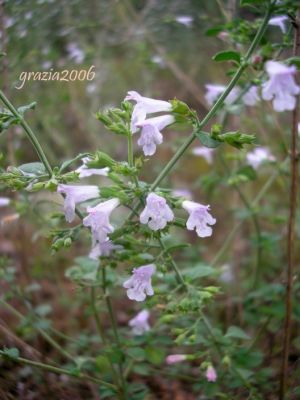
left=125, top=91, right=175, bottom=156
left=205, top=61, right=299, bottom=112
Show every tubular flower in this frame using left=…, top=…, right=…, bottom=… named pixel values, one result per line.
left=268, top=15, right=288, bottom=33
left=182, top=200, right=216, bottom=238
left=140, top=192, right=174, bottom=231
left=205, top=84, right=239, bottom=106
left=83, top=198, right=120, bottom=244
left=128, top=310, right=150, bottom=335
left=192, top=146, right=214, bottom=164
left=206, top=365, right=217, bottom=382
left=166, top=354, right=187, bottom=364
left=75, top=157, right=109, bottom=178
left=123, top=264, right=156, bottom=302
left=57, top=184, right=99, bottom=223
left=136, top=115, right=175, bottom=156
left=125, top=90, right=172, bottom=133
left=242, top=86, right=260, bottom=107
left=0, top=197, right=10, bottom=207
left=89, top=239, right=122, bottom=260
left=246, top=147, right=275, bottom=169
left=262, top=61, right=300, bottom=112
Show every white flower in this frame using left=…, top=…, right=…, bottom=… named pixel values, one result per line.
left=246, top=147, right=275, bottom=169
left=262, top=61, right=300, bottom=112
left=83, top=198, right=120, bottom=244
left=75, top=157, right=109, bottom=178
left=268, top=15, right=288, bottom=33
left=136, top=115, right=175, bottom=156
left=123, top=264, right=156, bottom=302
left=140, top=193, right=174, bottom=231
left=0, top=197, right=10, bottom=207
left=125, top=91, right=172, bottom=133
left=242, top=86, right=260, bottom=107
left=128, top=310, right=150, bottom=335
left=192, top=147, right=214, bottom=164
left=205, top=84, right=240, bottom=106
left=89, top=239, right=122, bottom=260
left=175, top=15, right=193, bottom=27
left=57, top=184, right=99, bottom=223
left=182, top=200, right=216, bottom=238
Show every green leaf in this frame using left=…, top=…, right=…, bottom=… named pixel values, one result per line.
left=145, top=346, right=166, bottom=365
left=286, top=56, right=300, bottom=69
left=195, top=131, right=222, bottom=148
left=183, top=264, right=215, bottom=280
left=213, top=50, right=241, bottom=64
left=225, top=326, right=250, bottom=340
left=2, top=347, right=20, bottom=359
left=17, top=102, right=37, bottom=116
left=127, top=347, right=146, bottom=361
left=18, top=162, right=46, bottom=176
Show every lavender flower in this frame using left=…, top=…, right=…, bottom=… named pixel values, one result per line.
left=268, top=15, right=288, bottom=33
left=57, top=184, right=99, bottom=223
left=128, top=310, right=150, bottom=335
left=75, top=157, right=109, bottom=178
left=175, top=15, right=193, bottom=27
left=83, top=198, right=120, bottom=244
left=125, top=91, right=172, bottom=133
left=0, top=197, right=10, bottom=207
left=205, top=365, right=217, bottom=382
left=242, top=86, right=260, bottom=107
left=246, top=147, right=275, bottom=169
left=172, top=189, right=193, bottom=200
left=123, top=264, right=156, bottom=302
left=140, top=193, right=174, bottom=230
left=136, top=115, right=175, bottom=156
left=205, top=84, right=239, bottom=106
left=89, top=240, right=122, bottom=260
left=262, top=61, right=300, bottom=112
left=66, top=42, right=85, bottom=64
left=166, top=354, right=187, bottom=364
left=182, top=200, right=216, bottom=238
left=192, top=146, right=214, bottom=164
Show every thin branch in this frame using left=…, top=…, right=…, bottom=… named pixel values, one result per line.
left=279, top=9, right=300, bottom=400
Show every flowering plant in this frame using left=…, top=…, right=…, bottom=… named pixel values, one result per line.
left=0, top=1, right=299, bottom=399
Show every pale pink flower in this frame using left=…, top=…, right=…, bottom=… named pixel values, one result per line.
left=125, top=91, right=172, bottom=133
left=136, top=115, right=175, bottom=156
left=246, top=147, right=275, bottom=169
left=262, top=61, right=300, bottom=112
left=206, top=365, right=217, bottom=382
left=83, top=198, right=120, bottom=244
left=57, top=184, right=99, bottom=223
left=166, top=354, right=187, bottom=364
left=123, top=264, right=156, bottom=302
left=75, top=157, right=109, bottom=178
left=192, top=146, right=214, bottom=163
left=140, top=193, right=174, bottom=231
left=182, top=200, right=216, bottom=238
left=242, top=86, right=260, bottom=107
left=268, top=15, right=288, bottom=33
left=129, top=310, right=150, bottom=335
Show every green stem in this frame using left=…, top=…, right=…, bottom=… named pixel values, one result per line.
left=0, top=298, right=74, bottom=362
left=90, top=287, right=107, bottom=345
left=0, top=90, right=53, bottom=175
left=211, top=158, right=288, bottom=266
left=0, top=353, right=116, bottom=390
left=102, top=267, right=127, bottom=399
left=150, top=3, right=272, bottom=191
